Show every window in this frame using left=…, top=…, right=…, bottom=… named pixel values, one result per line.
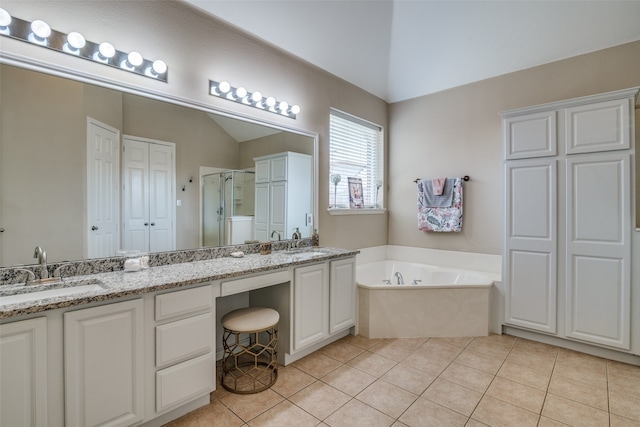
left=329, top=109, right=383, bottom=210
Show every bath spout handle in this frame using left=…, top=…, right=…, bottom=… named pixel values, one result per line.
left=394, top=272, right=404, bottom=285
left=382, top=279, right=391, bottom=285
left=412, top=279, right=422, bottom=285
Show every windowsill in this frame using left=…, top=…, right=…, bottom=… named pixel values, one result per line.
left=327, top=208, right=387, bottom=216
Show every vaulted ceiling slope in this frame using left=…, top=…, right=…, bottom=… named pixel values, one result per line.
left=184, top=0, right=640, bottom=103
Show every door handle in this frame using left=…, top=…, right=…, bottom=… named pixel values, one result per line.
left=150, top=222, right=156, bottom=226
left=91, top=226, right=99, bottom=231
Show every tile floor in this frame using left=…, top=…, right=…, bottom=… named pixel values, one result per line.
left=166, top=334, right=640, bottom=426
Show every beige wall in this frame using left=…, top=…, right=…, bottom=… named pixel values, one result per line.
left=0, top=0, right=389, bottom=251
left=388, top=40, right=640, bottom=255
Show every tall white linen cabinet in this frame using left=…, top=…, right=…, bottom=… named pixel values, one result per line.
left=501, top=87, right=638, bottom=352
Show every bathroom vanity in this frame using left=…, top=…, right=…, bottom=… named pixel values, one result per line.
left=0, top=247, right=357, bottom=427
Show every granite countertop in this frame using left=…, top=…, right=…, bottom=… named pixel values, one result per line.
left=0, top=247, right=358, bottom=319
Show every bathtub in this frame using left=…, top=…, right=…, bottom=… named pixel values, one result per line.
left=357, top=260, right=494, bottom=338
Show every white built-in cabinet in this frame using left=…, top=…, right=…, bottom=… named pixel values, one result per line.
left=329, top=258, right=357, bottom=334
left=254, top=152, right=313, bottom=242
left=64, top=299, right=145, bottom=427
left=0, top=317, right=48, bottom=427
left=122, top=135, right=176, bottom=254
left=502, top=87, right=638, bottom=351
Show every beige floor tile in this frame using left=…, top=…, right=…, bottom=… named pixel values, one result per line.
left=554, top=349, right=608, bottom=389
left=340, top=334, right=381, bottom=350
left=391, top=422, right=409, bottom=427
left=166, top=399, right=244, bottom=427
left=271, top=365, right=317, bottom=398
left=454, top=348, right=504, bottom=375
left=219, top=388, right=285, bottom=422
left=466, top=335, right=515, bottom=360
left=422, top=377, right=482, bottom=416
left=418, top=338, right=465, bottom=360
left=324, top=398, right=395, bottom=427
left=429, top=336, right=474, bottom=348
left=485, top=376, right=546, bottom=413
left=399, top=398, right=468, bottom=427
left=248, top=400, right=320, bottom=427
left=439, top=362, right=494, bottom=393
left=347, top=350, right=397, bottom=377
left=356, top=379, right=418, bottom=418
left=464, top=419, right=489, bottom=427
left=609, top=360, right=640, bottom=379
left=610, top=370, right=640, bottom=399
left=542, top=393, right=610, bottom=427
left=471, top=395, right=539, bottom=427
left=538, top=416, right=570, bottom=426
left=548, top=375, right=608, bottom=411
left=611, top=391, right=640, bottom=422
left=321, top=364, right=376, bottom=396
left=505, top=349, right=556, bottom=374
left=369, top=338, right=426, bottom=362
left=288, top=381, right=351, bottom=420
left=292, top=352, right=342, bottom=379
left=320, top=339, right=365, bottom=362
left=381, top=363, right=437, bottom=395
left=497, top=359, right=551, bottom=391
left=611, top=413, right=640, bottom=426
left=401, top=349, right=452, bottom=376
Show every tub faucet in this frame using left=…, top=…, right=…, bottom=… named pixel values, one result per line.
left=394, top=272, right=404, bottom=285
left=33, top=246, right=48, bottom=279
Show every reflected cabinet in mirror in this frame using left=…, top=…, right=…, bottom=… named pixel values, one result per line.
left=0, top=64, right=315, bottom=267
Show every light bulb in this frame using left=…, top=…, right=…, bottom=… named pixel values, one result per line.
left=152, top=59, right=167, bottom=74
left=63, top=31, right=86, bottom=54
left=290, top=105, right=301, bottom=115
left=278, top=101, right=289, bottom=113
left=98, top=42, right=116, bottom=58
left=0, top=8, right=11, bottom=27
left=28, top=19, right=50, bottom=45
left=127, top=51, right=143, bottom=67
left=265, top=97, right=276, bottom=108
left=218, top=81, right=231, bottom=94
left=251, top=91, right=263, bottom=104
left=235, top=86, right=247, bottom=98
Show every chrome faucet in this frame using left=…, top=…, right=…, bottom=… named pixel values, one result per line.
left=291, top=227, right=301, bottom=248
left=394, top=272, right=404, bottom=285
left=33, top=246, right=48, bottom=279
left=270, top=230, right=281, bottom=241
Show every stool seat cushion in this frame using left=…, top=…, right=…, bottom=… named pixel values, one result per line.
left=222, top=307, right=279, bottom=332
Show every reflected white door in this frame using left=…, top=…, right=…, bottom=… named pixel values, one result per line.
left=122, top=136, right=175, bottom=253
left=87, top=118, right=120, bottom=258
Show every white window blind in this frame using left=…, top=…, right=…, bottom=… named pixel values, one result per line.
left=329, top=109, right=383, bottom=209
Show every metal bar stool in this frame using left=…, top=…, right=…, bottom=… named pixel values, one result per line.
left=221, top=307, right=279, bottom=394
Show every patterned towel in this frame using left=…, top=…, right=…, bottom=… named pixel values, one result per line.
left=417, top=177, right=463, bottom=232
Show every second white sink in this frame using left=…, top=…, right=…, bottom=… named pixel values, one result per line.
left=0, top=280, right=106, bottom=306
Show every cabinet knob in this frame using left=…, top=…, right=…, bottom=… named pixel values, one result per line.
left=150, top=222, right=156, bottom=226
left=144, top=223, right=149, bottom=226
left=91, top=226, right=99, bottom=231
left=0, top=228, right=4, bottom=233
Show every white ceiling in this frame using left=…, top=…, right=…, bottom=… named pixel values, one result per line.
left=184, top=0, right=640, bottom=103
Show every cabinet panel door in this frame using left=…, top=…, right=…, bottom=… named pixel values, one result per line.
left=503, top=111, right=556, bottom=159
left=565, top=98, right=631, bottom=154
left=565, top=153, right=630, bottom=349
left=0, top=317, right=47, bottom=427
left=293, top=263, right=329, bottom=351
left=269, top=182, right=287, bottom=236
left=504, top=159, right=557, bottom=333
left=255, top=159, right=270, bottom=183
left=148, top=143, right=175, bottom=253
left=330, top=258, right=356, bottom=333
left=64, top=299, right=144, bottom=427
left=270, top=156, right=287, bottom=181
left=254, top=182, right=269, bottom=241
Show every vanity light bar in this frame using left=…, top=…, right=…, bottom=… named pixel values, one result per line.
left=0, top=9, right=168, bottom=82
left=209, top=80, right=300, bottom=119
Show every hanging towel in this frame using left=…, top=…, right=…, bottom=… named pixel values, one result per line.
left=417, top=177, right=463, bottom=232
left=432, top=177, right=447, bottom=195
left=418, top=178, right=455, bottom=208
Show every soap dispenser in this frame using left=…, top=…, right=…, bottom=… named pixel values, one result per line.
left=292, top=227, right=301, bottom=240
left=312, top=229, right=319, bottom=247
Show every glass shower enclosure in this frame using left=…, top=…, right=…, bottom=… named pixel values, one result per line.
left=202, top=170, right=255, bottom=247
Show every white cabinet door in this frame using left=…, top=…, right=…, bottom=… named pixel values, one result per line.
left=269, top=181, right=287, bottom=237
left=565, top=98, right=631, bottom=154
left=0, top=317, right=47, bottom=427
left=565, top=153, right=631, bottom=349
left=293, top=263, right=329, bottom=351
left=503, top=110, right=557, bottom=159
left=329, top=258, right=356, bottom=334
left=64, top=299, right=144, bottom=427
left=504, top=159, right=557, bottom=333
left=254, top=183, right=269, bottom=241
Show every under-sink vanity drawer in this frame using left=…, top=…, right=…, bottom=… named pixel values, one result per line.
left=156, top=352, right=214, bottom=412
left=156, top=312, right=213, bottom=368
left=155, top=285, right=213, bottom=321
left=220, top=269, right=290, bottom=296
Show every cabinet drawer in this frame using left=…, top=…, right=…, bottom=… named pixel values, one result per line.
left=221, top=270, right=290, bottom=297
left=156, top=353, right=214, bottom=412
left=156, top=312, right=213, bottom=368
left=155, top=285, right=213, bottom=321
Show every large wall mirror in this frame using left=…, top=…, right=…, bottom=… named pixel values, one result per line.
left=0, top=63, right=316, bottom=267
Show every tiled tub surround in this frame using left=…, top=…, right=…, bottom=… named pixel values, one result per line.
left=356, top=246, right=503, bottom=337
left=0, top=241, right=355, bottom=319
left=357, top=260, right=493, bottom=338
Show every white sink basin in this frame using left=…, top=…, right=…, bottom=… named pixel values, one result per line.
left=0, top=280, right=105, bottom=306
